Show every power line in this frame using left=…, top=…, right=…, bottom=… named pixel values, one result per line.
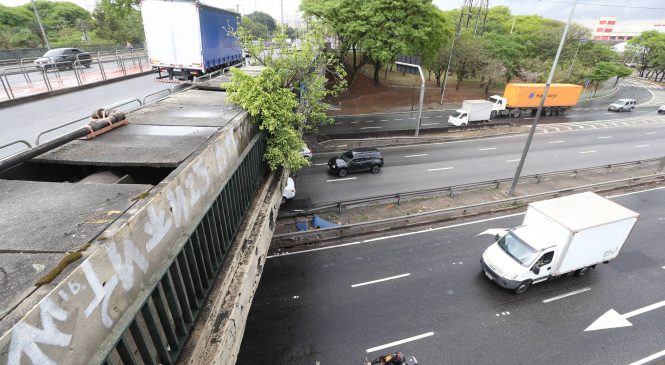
left=541, top=0, right=665, bottom=10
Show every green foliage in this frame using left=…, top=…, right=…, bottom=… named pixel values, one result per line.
left=246, top=11, right=276, bottom=33
left=225, top=21, right=347, bottom=171
left=92, top=0, right=144, bottom=44
left=240, top=17, right=268, bottom=40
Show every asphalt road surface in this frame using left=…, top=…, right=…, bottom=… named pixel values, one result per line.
left=291, top=119, right=665, bottom=207
left=239, top=187, right=665, bottom=365
left=322, top=79, right=663, bottom=136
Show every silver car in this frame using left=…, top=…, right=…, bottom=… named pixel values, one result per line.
left=608, top=99, right=637, bottom=112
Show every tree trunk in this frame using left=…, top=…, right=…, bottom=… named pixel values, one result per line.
left=384, top=66, right=388, bottom=80
left=373, top=62, right=381, bottom=85
left=435, top=75, right=441, bottom=86
left=480, top=75, right=485, bottom=87
left=484, top=78, right=490, bottom=98
left=455, top=77, right=461, bottom=91
left=614, top=76, right=619, bottom=86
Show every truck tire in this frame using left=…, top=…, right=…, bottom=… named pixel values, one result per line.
left=514, top=281, right=531, bottom=295
left=544, top=107, right=552, bottom=116
left=575, top=267, right=590, bottom=277
left=490, top=110, right=497, bottom=119
left=510, top=109, right=521, bottom=118
left=557, top=107, right=565, bottom=115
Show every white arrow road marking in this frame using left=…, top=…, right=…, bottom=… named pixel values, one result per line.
left=585, top=299, right=665, bottom=331
left=351, top=273, right=410, bottom=288
left=476, top=228, right=510, bottom=237
left=366, top=332, right=435, bottom=353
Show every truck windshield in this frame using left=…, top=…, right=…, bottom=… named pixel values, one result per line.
left=451, top=111, right=462, bottom=118
left=488, top=97, right=499, bottom=103
left=497, top=232, right=538, bottom=267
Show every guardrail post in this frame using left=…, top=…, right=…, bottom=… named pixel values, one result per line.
left=573, top=170, right=578, bottom=177
left=19, top=58, right=32, bottom=84
left=397, top=194, right=401, bottom=205
left=537, top=175, right=543, bottom=184
left=0, top=73, right=13, bottom=100
left=338, top=202, right=342, bottom=214
left=97, top=52, right=107, bottom=80
left=658, top=157, right=665, bottom=173
left=448, top=187, right=454, bottom=197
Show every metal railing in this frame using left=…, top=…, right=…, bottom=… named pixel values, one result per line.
left=280, top=157, right=665, bottom=218
left=98, top=132, right=268, bottom=365
left=0, top=51, right=149, bottom=101
left=273, top=171, right=665, bottom=242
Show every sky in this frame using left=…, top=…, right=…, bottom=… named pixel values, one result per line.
left=1, top=0, right=664, bottom=32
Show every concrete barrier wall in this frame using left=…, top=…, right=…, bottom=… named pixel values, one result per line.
left=0, top=112, right=257, bottom=364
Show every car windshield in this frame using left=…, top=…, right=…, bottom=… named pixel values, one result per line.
left=451, top=111, right=463, bottom=118
left=340, top=152, right=353, bottom=162
left=43, top=50, right=65, bottom=56
left=496, top=232, right=538, bottom=267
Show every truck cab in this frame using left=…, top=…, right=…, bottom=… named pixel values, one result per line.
left=488, top=95, right=508, bottom=114
left=448, top=110, right=469, bottom=126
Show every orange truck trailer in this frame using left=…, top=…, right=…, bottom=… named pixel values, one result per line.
left=488, top=83, right=583, bottom=118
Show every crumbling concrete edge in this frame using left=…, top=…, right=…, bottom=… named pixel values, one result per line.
left=178, top=168, right=287, bottom=365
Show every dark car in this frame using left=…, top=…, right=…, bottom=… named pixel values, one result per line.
left=328, top=147, right=384, bottom=177
left=34, top=48, right=93, bottom=70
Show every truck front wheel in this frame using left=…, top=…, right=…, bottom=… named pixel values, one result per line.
left=490, top=110, right=497, bottom=119
left=513, top=281, right=531, bottom=295
left=575, top=267, right=590, bottom=277
left=510, top=109, right=521, bottom=118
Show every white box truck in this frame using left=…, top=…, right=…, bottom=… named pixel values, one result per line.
left=141, top=0, right=243, bottom=80
left=448, top=100, right=493, bottom=126
left=480, top=192, right=639, bottom=294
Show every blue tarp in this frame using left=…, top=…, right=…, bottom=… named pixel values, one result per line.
left=311, top=214, right=338, bottom=229
left=295, top=222, right=309, bottom=231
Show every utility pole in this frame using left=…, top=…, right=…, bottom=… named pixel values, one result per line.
left=440, top=3, right=465, bottom=104
left=30, top=0, right=49, bottom=49
left=510, top=15, right=517, bottom=35
left=281, top=0, right=284, bottom=26
left=509, top=0, right=578, bottom=195
left=396, top=62, right=425, bottom=136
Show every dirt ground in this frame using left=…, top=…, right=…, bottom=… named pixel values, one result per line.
left=329, top=63, right=504, bottom=115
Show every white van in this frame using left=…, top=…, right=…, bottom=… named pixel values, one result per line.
left=608, top=99, right=637, bottom=112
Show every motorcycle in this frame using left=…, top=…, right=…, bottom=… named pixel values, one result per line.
left=364, top=354, right=418, bottom=365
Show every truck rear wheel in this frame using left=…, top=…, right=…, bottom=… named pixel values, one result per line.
left=558, top=107, right=565, bottom=115
left=510, top=109, right=521, bottom=118
left=513, top=281, right=531, bottom=295
left=544, top=107, right=553, bottom=116
left=575, top=267, right=590, bottom=277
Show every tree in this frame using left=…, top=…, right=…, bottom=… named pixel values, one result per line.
left=240, top=16, right=268, bottom=40
left=246, top=11, right=276, bottom=33
left=92, top=0, right=144, bottom=44
left=588, top=61, right=616, bottom=93
left=483, top=33, right=526, bottom=82
left=612, top=64, right=632, bottom=86
left=481, top=58, right=506, bottom=97
left=225, top=21, right=346, bottom=171
left=451, top=31, right=485, bottom=90
left=629, top=30, right=665, bottom=77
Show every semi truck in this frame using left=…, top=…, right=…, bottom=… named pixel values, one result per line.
left=448, top=100, right=494, bottom=126
left=141, top=0, right=243, bottom=80
left=480, top=192, right=639, bottom=295
left=488, top=83, right=583, bottom=118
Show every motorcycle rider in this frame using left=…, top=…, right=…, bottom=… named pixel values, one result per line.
left=366, top=351, right=407, bottom=365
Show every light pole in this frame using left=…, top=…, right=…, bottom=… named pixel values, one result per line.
left=567, top=38, right=586, bottom=79
left=30, top=0, right=49, bottom=49
left=396, top=61, right=425, bottom=136
left=509, top=0, right=578, bottom=195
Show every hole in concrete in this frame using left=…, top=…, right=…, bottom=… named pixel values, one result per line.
left=0, top=161, right=173, bottom=185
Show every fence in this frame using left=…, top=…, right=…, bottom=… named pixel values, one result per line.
left=98, top=132, right=268, bottom=364
left=0, top=43, right=145, bottom=60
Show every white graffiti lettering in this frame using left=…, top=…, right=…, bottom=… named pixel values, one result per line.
left=57, top=290, right=69, bottom=302
left=190, top=160, right=211, bottom=202
left=106, top=240, right=149, bottom=291
left=8, top=298, right=71, bottom=365
left=68, top=281, right=82, bottom=295
left=166, top=185, right=190, bottom=228
left=82, top=261, right=119, bottom=328
left=144, top=205, right=173, bottom=252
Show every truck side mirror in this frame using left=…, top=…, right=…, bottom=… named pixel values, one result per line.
left=494, top=234, right=500, bottom=241
left=531, top=266, right=540, bottom=275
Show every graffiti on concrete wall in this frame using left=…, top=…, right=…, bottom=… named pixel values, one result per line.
left=2, top=121, right=253, bottom=365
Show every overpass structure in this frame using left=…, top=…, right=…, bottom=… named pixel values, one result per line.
left=0, top=79, right=285, bottom=364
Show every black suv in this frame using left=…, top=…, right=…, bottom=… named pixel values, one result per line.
left=34, top=48, right=93, bottom=70
left=328, top=148, right=384, bottom=177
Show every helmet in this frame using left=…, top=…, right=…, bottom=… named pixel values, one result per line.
left=394, top=352, right=404, bottom=361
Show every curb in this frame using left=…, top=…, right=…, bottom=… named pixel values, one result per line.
left=0, top=70, right=155, bottom=107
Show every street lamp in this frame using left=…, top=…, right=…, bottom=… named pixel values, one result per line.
left=395, top=61, right=425, bottom=136
left=567, top=38, right=587, bottom=79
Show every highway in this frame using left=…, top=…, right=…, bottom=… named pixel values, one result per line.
left=239, top=187, right=665, bottom=364
left=292, top=119, right=665, bottom=207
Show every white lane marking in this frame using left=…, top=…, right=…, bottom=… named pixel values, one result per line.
left=421, top=123, right=439, bottom=126
left=645, top=132, right=657, bottom=135
left=395, top=118, right=403, bottom=121
left=548, top=140, right=565, bottom=144
left=351, top=273, right=411, bottom=288
left=606, top=186, right=665, bottom=199
left=505, top=159, right=520, bottom=163
left=326, top=177, right=357, bottom=182
left=351, top=121, right=359, bottom=124
left=603, top=112, right=615, bottom=115
left=628, top=349, right=665, bottom=365
left=565, top=115, right=577, bottom=117
left=380, top=119, right=389, bottom=122
left=267, top=241, right=362, bottom=258
left=635, top=145, right=650, bottom=148
left=478, top=147, right=497, bottom=151
left=542, top=287, right=591, bottom=303
left=366, top=332, right=435, bottom=353
left=422, top=116, right=431, bottom=119
left=435, top=115, right=444, bottom=118
left=427, top=167, right=454, bottom=172
left=404, top=154, right=428, bottom=158
left=361, top=126, right=382, bottom=129
left=580, top=150, right=597, bottom=154
left=409, top=117, right=417, bottom=120
left=314, top=162, right=328, bottom=166
left=365, top=120, right=375, bottom=123
left=524, top=117, right=534, bottom=119
left=597, top=136, right=612, bottom=139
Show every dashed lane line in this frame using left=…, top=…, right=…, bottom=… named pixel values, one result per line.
left=326, top=177, right=357, bottom=182
left=366, top=332, right=435, bottom=353
left=542, top=288, right=591, bottom=303
left=351, top=273, right=411, bottom=288
left=427, top=167, right=454, bottom=172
